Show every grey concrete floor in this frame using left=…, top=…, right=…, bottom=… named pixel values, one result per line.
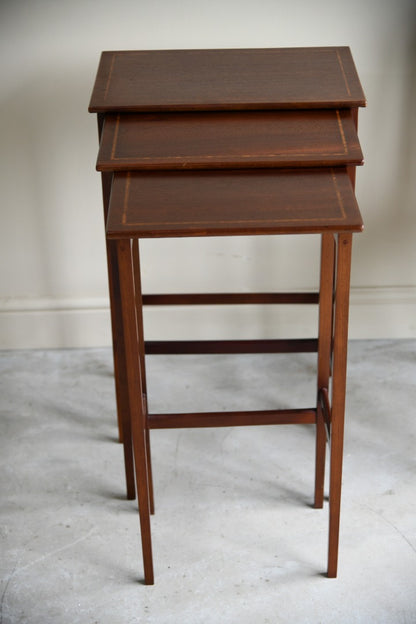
left=1, top=340, right=415, bottom=624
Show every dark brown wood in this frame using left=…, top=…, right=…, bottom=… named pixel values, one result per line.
left=107, top=240, right=136, bottom=500
left=317, top=234, right=336, bottom=389
left=327, top=233, right=353, bottom=578
left=144, top=407, right=155, bottom=514
left=314, top=233, right=336, bottom=507
left=100, top=170, right=120, bottom=426
left=91, top=46, right=365, bottom=583
left=144, top=338, right=318, bottom=355
left=89, top=47, right=366, bottom=112
left=148, top=408, right=317, bottom=430
left=132, top=241, right=155, bottom=515
left=347, top=108, right=360, bottom=188
left=116, top=239, right=154, bottom=585
left=97, top=109, right=363, bottom=171
left=142, top=292, right=319, bottom=306
left=314, top=403, right=327, bottom=508
left=319, top=387, right=331, bottom=436
left=98, top=142, right=136, bottom=500
left=107, top=168, right=363, bottom=239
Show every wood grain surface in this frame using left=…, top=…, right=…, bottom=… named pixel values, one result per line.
left=106, top=168, right=363, bottom=238
left=89, top=47, right=366, bottom=112
left=97, top=109, right=363, bottom=170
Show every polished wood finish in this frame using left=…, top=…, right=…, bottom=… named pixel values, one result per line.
left=148, top=408, right=317, bottom=430
left=315, top=233, right=336, bottom=508
left=107, top=168, right=363, bottom=239
left=142, top=292, right=320, bottom=306
left=98, top=153, right=136, bottom=499
left=131, top=240, right=155, bottom=515
left=319, top=387, right=332, bottom=439
left=106, top=239, right=136, bottom=499
left=327, top=233, right=353, bottom=578
left=89, top=47, right=366, bottom=112
left=90, top=47, right=365, bottom=584
left=97, top=109, right=363, bottom=171
left=117, top=239, right=154, bottom=584
left=144, top=338, right=318, bottom=355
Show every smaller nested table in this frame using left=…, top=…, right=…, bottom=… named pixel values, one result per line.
left=107, top=168, right=362, bottom=586
left=89, top=47, right=365, bottom=585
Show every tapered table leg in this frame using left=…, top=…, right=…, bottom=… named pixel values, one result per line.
left=98, top=124, right=135, bottom=500
left=327, top=232, right=353, bottom=578
left=97, top=119, right=125, bottom=447
left=117, top=238, right=154, bottom=585
left=315, top=233, right=335, bottom=508
left=107, top=238, right=136, bottom=500
left=132, top=240, right=155, bottom=515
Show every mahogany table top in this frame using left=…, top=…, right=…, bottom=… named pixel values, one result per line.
left=106, top=168, right=363, bottom=239
left=97, top=109, right=363, bottom=171
left=89, top=47, right=366, bottom=113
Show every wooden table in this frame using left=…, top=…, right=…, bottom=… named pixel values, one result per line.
left=89, top=47, right=365, bottom=585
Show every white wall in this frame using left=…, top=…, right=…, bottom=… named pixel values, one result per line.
left=1, top=0, right=415, bottom=348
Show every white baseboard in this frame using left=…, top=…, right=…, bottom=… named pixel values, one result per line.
left=0, top=297, right=112, bottom=350
left=349, top=287, right=416, bottom=339
left=1, top=287, right=415, bottom=349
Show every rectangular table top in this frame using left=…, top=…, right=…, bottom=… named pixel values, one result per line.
left=89, top=47, right=366, bottom=113
left=107, top=168, right=363, bottom=239
left=97, top=109, right=363, bottom=171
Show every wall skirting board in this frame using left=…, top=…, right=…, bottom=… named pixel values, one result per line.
left=1, top=287, right=415, bottom=349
